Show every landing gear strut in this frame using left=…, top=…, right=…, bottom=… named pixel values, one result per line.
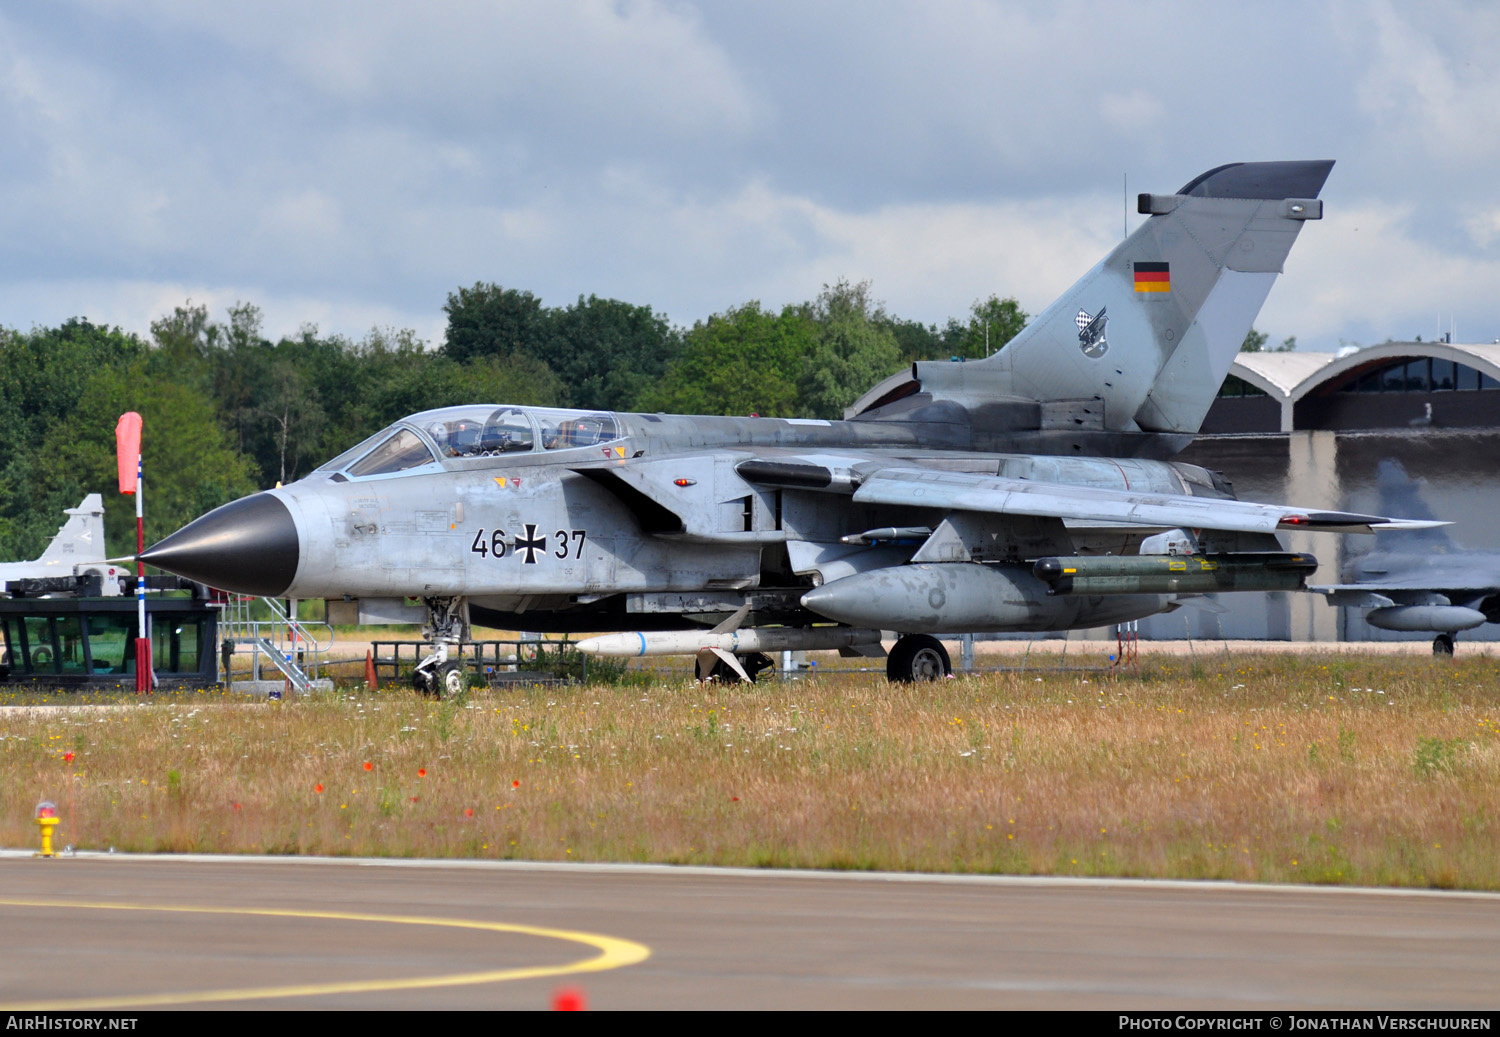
left=413, top=596, right=469, bottom=697
left=887, top=634, right=952, bottom=683
left=1433, top=633, right=1455, bottom=657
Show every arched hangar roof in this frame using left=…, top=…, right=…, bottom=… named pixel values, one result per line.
left=1226, top=342, right=1500, bottom=432
left=1231, top=351, right=1338, bottom=400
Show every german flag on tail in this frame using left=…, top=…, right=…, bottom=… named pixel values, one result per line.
left=1134, top=261, right=1170, bottom=293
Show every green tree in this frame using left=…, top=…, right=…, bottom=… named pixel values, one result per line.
left=150, top=302, right=220, bottom=391
left=0, top=320, right=147, bottom=559
left=253, top=360, right=326, bottom=486
left=878, top=315, right=942, bottom=365
left=796, top=279, right=904, bottom=418
left=957, top=295, right=1028, bottom=358
left=1240, top=327, right=1296, bottom=353
left=208, top=302, right=273, bottom=458
left=33, top=361, right=258, bottom=556
left=537, top=294, right=681, bottom=411
left=646, top=302, right=812, bottom=416
left=441, top=283, right=546, bottom=364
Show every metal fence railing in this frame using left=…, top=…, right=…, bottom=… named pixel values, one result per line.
left=219, top=595, right=334, bottom=693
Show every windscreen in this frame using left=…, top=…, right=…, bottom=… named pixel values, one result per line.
left=346, top=429, right=437, bottom=477
left=316, top=429, right=391, bottom=473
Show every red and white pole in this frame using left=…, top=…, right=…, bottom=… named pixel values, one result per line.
left=134, top=451, right=150, bottom=693
left=116, top=412, right=152, bottom=694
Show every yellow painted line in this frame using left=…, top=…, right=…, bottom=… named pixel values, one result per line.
left=0, top=897, right=651, bottom=1009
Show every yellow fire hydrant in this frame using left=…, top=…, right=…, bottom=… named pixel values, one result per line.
left=34, top=800, right=59, bottom=858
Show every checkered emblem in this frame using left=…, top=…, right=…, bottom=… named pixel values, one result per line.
left=1076, top=307, right=1108, bottom=358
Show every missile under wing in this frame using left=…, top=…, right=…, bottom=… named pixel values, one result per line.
left=142, top=160, right=1439, bottom=691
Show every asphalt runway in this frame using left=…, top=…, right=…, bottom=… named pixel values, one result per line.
left=2, top=853, right=1498, bottom=1010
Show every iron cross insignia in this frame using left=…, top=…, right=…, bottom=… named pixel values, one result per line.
left=514, top=523, right=548, bottom=564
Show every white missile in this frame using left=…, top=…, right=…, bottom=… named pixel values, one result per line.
left=575, top=626, right=883, bottom=658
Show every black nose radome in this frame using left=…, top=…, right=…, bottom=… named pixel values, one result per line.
left=141, top=492, right=300, bottom=597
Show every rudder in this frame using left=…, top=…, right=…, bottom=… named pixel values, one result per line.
left=34, top=494, right=107, bottom=564
left=899, top=161, right=1333, bottom=436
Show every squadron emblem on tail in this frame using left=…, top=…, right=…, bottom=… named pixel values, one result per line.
left=1076, top=307, right=1108, bottom=358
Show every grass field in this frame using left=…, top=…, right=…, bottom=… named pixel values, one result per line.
left=2, top=651, right=1497, bottom=889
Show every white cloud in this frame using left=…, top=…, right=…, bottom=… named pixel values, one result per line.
left=1354, top=0, right=1500, bottom=167
left=1257, top=202, right=1500, bottom=347
left=2, top=1, right=1500, bottom=355
left=100, top=0, right=766, bottom=144
left=1099, top=91, right=1166, bottom=135
left=0, top=278, right=444, bottom=350
left=1465, top=208, right=1500, bottom=250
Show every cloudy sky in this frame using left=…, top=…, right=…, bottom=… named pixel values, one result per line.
left=2, top=0, right=1498, bottom=352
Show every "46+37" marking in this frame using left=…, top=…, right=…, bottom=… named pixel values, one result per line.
left=470, top=523, right=586, bottom=564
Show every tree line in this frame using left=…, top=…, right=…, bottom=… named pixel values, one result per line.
left=0, top=282, right=1026, bottom=559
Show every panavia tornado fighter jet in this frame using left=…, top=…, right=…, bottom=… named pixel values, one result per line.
left=142, top=160, right=1439, bottom=692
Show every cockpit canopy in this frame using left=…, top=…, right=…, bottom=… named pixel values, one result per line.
left=316, top=406, right=623, bottom=478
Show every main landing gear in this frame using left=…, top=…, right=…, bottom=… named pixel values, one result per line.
left=413, top=596, right=468, bottom=698
left=887, top=634, right=952, bottom=683
left=1433, top=633, right=1455, bottom=657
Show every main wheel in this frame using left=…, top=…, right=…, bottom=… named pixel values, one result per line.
left=887, top=634, right=951, bottom=683
left=412, top=667, right=436, bottom=696
left=437, top=661, right=466, bottom=697
left=1433, top=634, right=1455, bottom=656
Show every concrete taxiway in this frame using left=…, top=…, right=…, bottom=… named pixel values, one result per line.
left=2, top=852, right=1498, bottom=1010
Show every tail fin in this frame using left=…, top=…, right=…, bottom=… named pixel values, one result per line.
left=32, top=494, right=107, bottom=565
left=894, top=160, right=1332, bottom=434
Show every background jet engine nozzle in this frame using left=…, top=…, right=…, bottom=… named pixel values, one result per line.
left=139, top=491, right=300, bottom=597
left=1033, top=553, right=1317, bottom=596
left=800, top=562, right=1169, bottom=634
left=576, top=626, right=883, bottom=658
left=1365, top=605, right=1488, bottom=633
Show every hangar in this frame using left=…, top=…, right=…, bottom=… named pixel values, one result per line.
left=1138, top=340, right=1500, bottom=643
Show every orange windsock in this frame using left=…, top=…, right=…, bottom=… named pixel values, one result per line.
left=116, top=412, right=142, bottom=494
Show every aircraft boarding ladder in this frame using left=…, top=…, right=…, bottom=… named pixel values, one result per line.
left=218, top=594, right=333, bottom=694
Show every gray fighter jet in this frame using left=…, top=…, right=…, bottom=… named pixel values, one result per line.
left=1314, top=460, right=1496, bottom=655
left=1, top=495, right=124, bottom=597
left=141, top=160, right=1437, bottom=692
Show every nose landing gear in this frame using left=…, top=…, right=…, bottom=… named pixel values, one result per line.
left=413, top=596, right=469, bottom=697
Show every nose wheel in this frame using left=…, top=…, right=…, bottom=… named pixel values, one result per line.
left=887, top=634, right=952, bottom=683
left=413, top=661, right=466, bottom=698
left=412, top=595, right=470, bottom=697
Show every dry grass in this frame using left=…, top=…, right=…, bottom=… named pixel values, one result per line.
left=1, top=651, right=1497, bottom=888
